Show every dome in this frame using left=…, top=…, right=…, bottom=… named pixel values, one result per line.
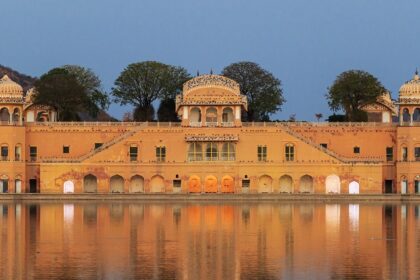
left=0, top=75, right=24, bottom=101
left=399, top=71, right=420, bottom=98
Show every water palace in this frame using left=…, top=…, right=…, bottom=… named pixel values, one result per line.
left=0, top=72, right=420, bottom=195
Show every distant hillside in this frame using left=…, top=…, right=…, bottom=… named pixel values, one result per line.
left=0, top=64, right=116, bottom=121
left=0, top=64, right=37, bottom=92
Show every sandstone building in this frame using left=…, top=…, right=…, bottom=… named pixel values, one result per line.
left=0, top=72, right=420, bottom=194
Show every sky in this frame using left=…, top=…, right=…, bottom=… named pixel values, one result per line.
left=1, top=0, right=419, bottom=121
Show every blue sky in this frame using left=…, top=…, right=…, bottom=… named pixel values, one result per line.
left=1, top=0, right=419, bottom=121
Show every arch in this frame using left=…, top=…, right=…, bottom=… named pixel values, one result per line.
left=36, top=111, right=49, bottom=122
left=190, top=107, right=201, bottom=123
left=188, top=175, right=201, bottom=193
left=14, top=144, right=22, bottom=161
left=12, top=108, right=20, bottom=123
left=299, top=175, right=314, bottom=193
left=0, top=176, right=8, bottom=193
left=129, top=175, right=144, bottom=193
left=150, top=175, right=165, bottom=193
left=15, top=179, right=22, bottom=193
left=325, top=174, right=341, bottom=194
left=205, top=175, right=218, bottom=193
left=63, top=180, right=74, bottom=193
left=222, top=107, right=234, bottom=123
left=402, top=108, right=410, bottom=122
left=279, top=175, right=293, bottom=193
left=400, top=176, right=408, bottom=194
left=0, top=108, right=10, bottom=123
left=83, top=174, right=97, bottom=193
left=349, top=181, right=360, bottom=194
left=1, top=143, right=8, bottom=161
left=414, top=108, right=420, bottom=122
left=110, top=175, right=124, bottom=193
left=205, top=107, right=218, bottom=124
left=258, top=175, right=273, bottom=193
left=221, top=175, right=234, bottom=193
left=221, top=143, right=235, bottom=161
left=26, top=111, right=34, bottom=122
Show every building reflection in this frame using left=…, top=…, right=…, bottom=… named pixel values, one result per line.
left=0, top=202, right=419, bottom=279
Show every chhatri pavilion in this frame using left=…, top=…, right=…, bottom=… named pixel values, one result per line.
left=1, top=72, right=420, bottom=194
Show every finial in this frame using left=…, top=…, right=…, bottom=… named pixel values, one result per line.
left=210, top=68, right=213, bottom=75
left=196, top=70, right=200, bottom=77
left=416, top=68, right=418, bottom=75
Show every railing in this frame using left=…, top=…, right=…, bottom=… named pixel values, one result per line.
left=242, top=121, right=397, bottom=128
left=25, top=121, right=182, bottom=127
left=221, top=122, right=234, bottom=127
left=189, top=122, right=202, bottom=127
left=205, top=122, right=218, bottom=127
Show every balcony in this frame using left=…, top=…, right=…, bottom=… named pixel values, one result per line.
left=205, top=122, right=218, bottom=127
left=221, top=122, right=234, bottom=127
left=189, top=122, right=202, bottom=127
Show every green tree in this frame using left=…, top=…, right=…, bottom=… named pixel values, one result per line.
left=222, top=61, right=285, bottom=121
left=326, top=70, right=386, bottom=121
left=158, top=99, right=179, bottom=122
left=112, top=61, right=191, bottom=121
left=33, top=67, right=109, bottom=121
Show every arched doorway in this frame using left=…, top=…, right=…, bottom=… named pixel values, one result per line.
left=63, top=180, right=74, bottom=193
left=299, top=175, right=314, bottom=193
left=258, top=175, right=273, bottom=193
left=188, top=175, right=201, bottom=193
left=349, top=181, right=360, bottom=194
left=205, top=175, right=218, bottom=193
left=279, top=175, right=293, bottom=193
left=129, top=175, right=144, bottom=193
left=110, top=175, right=124, bottom=193
left=0, top=108, right=10, bottom=123
left=15, top=179, right=22, bottom=193
left=326, top=174, right=340, bottom=193
left=150, top=175, right=165, bottom=193
left=83, top=174, right=97, bottom=193
left=190, top=107, right=201, bottom=125
left=0, top=177, right=8, bottom=193
left=221, top=175, right=234, bottom=193
left=205, top=107, right=218, bottom=125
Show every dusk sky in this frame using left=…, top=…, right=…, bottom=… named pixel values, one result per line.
left=1, top=0, right=419, bottom=121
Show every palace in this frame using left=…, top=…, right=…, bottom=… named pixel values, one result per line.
left=1, top=72, right=420, bottom=194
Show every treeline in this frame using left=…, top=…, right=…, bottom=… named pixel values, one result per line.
left=27, top=61, right=387, bottom=122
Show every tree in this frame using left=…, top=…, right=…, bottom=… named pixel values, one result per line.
left=33, top=67, right=109, bottom=121
left=326, top=70, right=387, bottom=122
left=222, top=61, right=285, bottom=121
left=158, top=99, right=179, bottom=122
left=112, top=61, right=191, bottom=121
left=315, top=113, right=323, bottom=122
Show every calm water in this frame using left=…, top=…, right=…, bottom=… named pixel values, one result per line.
left=0, top=202, right=419, bottom=280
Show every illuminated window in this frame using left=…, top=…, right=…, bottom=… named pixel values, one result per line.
left=285, top=144, right=295, bottom=161
left=257, top=145, right=267, bottom=162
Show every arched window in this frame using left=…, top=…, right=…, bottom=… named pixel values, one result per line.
left=414, top=108, right=420, bottom=122
left=0, top=108, right=10, bottom=123
left=15, top=144, right=21, bottom=161
left=401, top=146, right=408, bottom=161
left=402, top=108, right=410, bottom=123
left=36, top=111, right=49, bottom=122
left=285, top=143, right=295, bottom=161
left=188, top=142, right=203, bottom=161
left=12, top=108, right=20, bottom=124
left=206, top=142, right=218, bottom=161
left=221, top=143, right=235, bottom=161
left=222, top=107, right=234, bottom=126
left=1, top=144, right=8, bottom=161
left=190, top=107, right=201, bottom=126
left=205, top=107, right=218, bottom=126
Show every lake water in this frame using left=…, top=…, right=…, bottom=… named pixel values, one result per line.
left=0, top=201, right=419, bottom=279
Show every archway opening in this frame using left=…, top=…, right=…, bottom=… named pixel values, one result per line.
left=349, top=181, right=360, bottom=194
left=190, top=107, right=201, bottom=125
left=299, top=175, right=314, bottom=193
left=0, top=178, right=9, bottom=193
left=12, top=108, right=20, bottom=124
left=258, top=175, right=273, bottom=193
left=63, top=180, right=74, bottom=193
left=326, top=174, right=341, bottom=194
left=402, top=108, right=410, bottom=123
left=221, top=175, right=234, bottom=193
left=188, top=175, right=201, bottom=193
left=150, top=175, right=165, bottom=193
left=222, top=107, right=234, bottom=125
left=36, top=111, right=50, bottom=122
left=205, top=107, right=217, bottom=125
left=15, top=179, right=22, bottom=193
left=279, top=175, right=293, bottom=193
left=129, top=175, right=144, bottom=193
left=83, top=174, right=97, bottom=193
left=414, top=108, right=420, bottom=122
left=110, top=175, right=124, bottom=193
left=0, top=108, right=10, bottom=123
left=205, top=175, right=218, bottom=193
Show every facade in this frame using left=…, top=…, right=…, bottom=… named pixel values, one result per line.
left=1, top=73, right=420, bottom=194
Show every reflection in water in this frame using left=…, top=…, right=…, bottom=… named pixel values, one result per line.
left=0, top=202, right=419, bottom=279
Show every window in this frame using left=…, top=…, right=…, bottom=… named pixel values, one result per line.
left=156, top=146, right=166, bottom=162
left=63, top=146, right=70, bottom=154
left=320, top=143, right=328, bottom=149
left=221, top=143, right=235, bottom=161
left=258, top=145, right=267, bottom=162
left=402, top=147, right=408, bottom=161
left=1, top=146, right=8, bottom=161
left=188, top=143, right=203, bottom=161
left=206, top=142, right=218, bottom=161
left=242, top=179, right=250, bottom=188
left=415, top=147, right=420, bottom=161
left=285, top=144, right=294, bottom=161
left=386, top=147, right=393, bottom=161
left=15, top=145, right=21, bottom=161
left=29, top=146, right=37, bottom=161
left=173, top=179, right=181, bottom=188
left=353, top=146, right=360, bottom=154
left=94, top=143, right=103, bottom=149
left=129, top=146, right=138, bottom=161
